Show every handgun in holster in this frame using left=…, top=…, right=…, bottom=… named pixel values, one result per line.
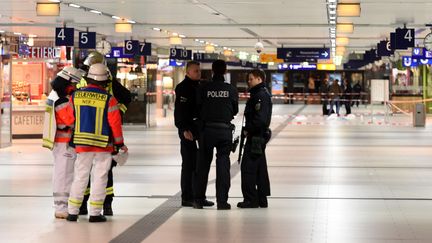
left=231, top=136, right=240, bottom=153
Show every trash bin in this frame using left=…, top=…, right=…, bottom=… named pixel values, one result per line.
left=413, top=103, right=426, bottom=127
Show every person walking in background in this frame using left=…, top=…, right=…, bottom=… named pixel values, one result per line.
left=352, top=81, right=362, bottom=107
left=328, top=79, right=342, bottom=116
left=320, top=79, right=329, bottom=115
left=342, top=79, right=352, bottom=115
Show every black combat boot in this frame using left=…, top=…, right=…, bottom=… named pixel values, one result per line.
left=66, top=214, right=78, bottom=222
left=89, top=214, right=107, bottom=223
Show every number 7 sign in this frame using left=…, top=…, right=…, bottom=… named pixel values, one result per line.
left=139, top=42, right=152, bottom=56
left=55, top=28, right=74, bottom=46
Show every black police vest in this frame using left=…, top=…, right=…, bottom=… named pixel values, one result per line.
left=200, top=81, right=235, bottom=123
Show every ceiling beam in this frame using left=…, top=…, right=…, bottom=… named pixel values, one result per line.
left=0, top=23, right=429, bottom=28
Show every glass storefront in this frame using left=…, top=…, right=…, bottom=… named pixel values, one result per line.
left=11, top=58, right=67, bottom=138
left=0, top=55, right=12, bottom=147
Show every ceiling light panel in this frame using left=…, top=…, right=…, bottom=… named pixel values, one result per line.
left=337, top=3, right=361, bottom=17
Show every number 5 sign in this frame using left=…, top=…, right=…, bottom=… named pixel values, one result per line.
left=55, top=28, right=74, bottom=46
left=79, top=32, right=96, bottom=49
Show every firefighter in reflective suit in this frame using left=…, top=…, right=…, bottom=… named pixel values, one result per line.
left=65, top=63, right=128, bottom=223
left=43, top=67, right=84, bottom=219
left=77, top=51, right=131, bottom=216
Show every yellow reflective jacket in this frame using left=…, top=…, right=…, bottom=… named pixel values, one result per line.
left=77, top=78, right=128, bottom=113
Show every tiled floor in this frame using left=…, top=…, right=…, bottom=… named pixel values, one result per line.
left=1, top=104, right=432, bottom=243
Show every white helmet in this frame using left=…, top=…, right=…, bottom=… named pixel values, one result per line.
left=57, top=66, right=85, bottom=83
left=83, top=51, right=106, bottom=67
left=87, top=63, right=109, bottom=82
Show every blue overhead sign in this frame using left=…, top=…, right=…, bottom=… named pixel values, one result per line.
left=277, top=48, right=330, bottom=62
left=412, top=47, right=424, bottom=58
left=278, top=63, right=317, bottom=70
left=169, top=59, right=185, bottom=67
left=426, top=50, right=432, bottom=59
left=257, top=63, right=268, bottom=69
left=240, top=60, right=253, bottom=68
left=106, top=47, right=133, bottom=58
left=412, top=48, right=432, bottom=58
left=402, top=56, right=432, bottom=67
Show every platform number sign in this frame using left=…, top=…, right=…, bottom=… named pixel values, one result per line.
left=78, top=32, right=96, bottom=49
left=390, top=32, right=396, bottom=50
left=124, top=40, right=139, bottom=55
left=169, top=48, right=192, bottom=60
left=377, top=40, right=394, bottom=57
left=395, top=28, right=415, bottom=50
left=55, top=28, right=74, bottom=46
left=139, top=42, right=152, bottom=56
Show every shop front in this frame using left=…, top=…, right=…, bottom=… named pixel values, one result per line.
left=0, top=54, right=12, bottom=147
left=11, top=46, right=71, bottom=138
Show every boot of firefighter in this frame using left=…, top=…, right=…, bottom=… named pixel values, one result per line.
left=79, top=193, right=89, bottom=215
left=103, top=195, right=113, bottom=216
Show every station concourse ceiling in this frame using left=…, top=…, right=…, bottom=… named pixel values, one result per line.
left=0, top=0, right=432, bottom=56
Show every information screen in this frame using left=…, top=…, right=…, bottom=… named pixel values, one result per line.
left=271, top=73, right=284, bottom=95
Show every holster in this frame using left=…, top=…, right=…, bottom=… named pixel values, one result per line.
left=264, top=128, right=272, bottom=144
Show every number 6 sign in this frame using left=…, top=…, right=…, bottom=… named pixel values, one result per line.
left=124, top=40, right=139, bottom=55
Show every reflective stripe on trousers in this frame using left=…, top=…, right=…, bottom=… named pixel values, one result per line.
left=52, top=143, right=76, bottom=213
left=68, top=152, right=112, bottom=216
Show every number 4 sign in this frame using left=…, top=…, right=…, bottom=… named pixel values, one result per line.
left=55, top=28, right=74, bottom=46
left=395, top=28, right=415, bottom=50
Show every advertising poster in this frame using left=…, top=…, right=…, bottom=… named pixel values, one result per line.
left=271, top=73, right=284, bottom=95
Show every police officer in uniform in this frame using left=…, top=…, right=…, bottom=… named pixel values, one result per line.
left=174, top=61, right=214, bottom=207
left=237, top=69, right=272, bottom=208
left=193, top=60, right=238, bottom=210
